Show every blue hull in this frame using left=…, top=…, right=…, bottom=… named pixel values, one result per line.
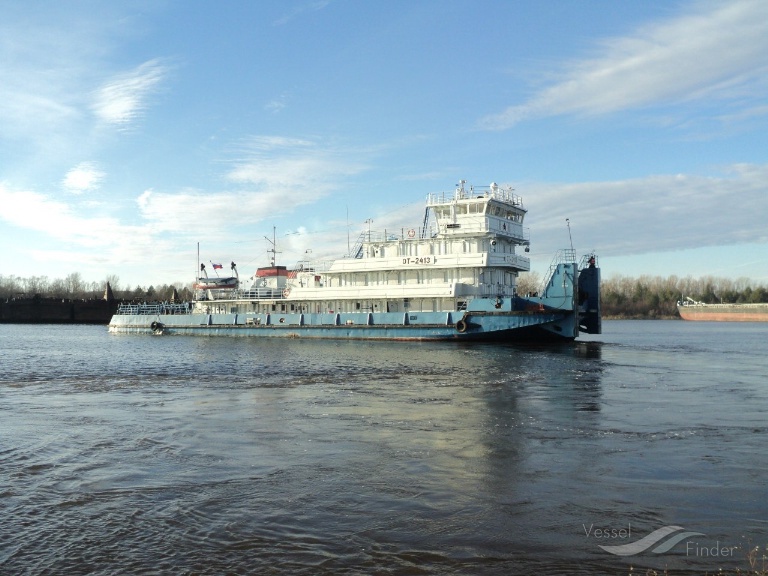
left=109, top=306, right=578, bottom=342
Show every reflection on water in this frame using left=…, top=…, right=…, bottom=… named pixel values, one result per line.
left=2, top=323, right=767, bottom=574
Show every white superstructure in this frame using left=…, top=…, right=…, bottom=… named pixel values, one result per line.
left=200, top=181, right=531, bottom=316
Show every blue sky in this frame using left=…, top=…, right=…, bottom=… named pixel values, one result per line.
left=2, top=0, right=767, bottom=290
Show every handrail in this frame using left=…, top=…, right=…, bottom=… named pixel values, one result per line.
left=539, top=249, right=576, bottom=295
left=116, top=302, right=192, bottom=315
left=426, top=184, right=523, bottom=207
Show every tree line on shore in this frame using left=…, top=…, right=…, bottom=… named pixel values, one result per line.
left=0, top=273, right=192, bottom=303
left=517, top=272, right=768, bottom=318
left=600, top=274, right=768, bottom=318
left=3, top=271, right=767, bottom=319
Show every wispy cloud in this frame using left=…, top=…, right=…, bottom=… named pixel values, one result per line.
left=265, top=96, right=288, bottom=114
left=522, top=163, right=768, bottom=257
left=226, top=136, right=373, bottom=208
left=135, top=136, right=367, bottom=237
left=62, top=162, right=105, bottom=194
left=0, top=14, right=89, bottom=143
left=479, top=0, right=768, bottom=130
left=272, top=1, right=331, bottom=27
left=226, top=136, right=363, bottom=188
left=92, top=59, right=169, bottom=128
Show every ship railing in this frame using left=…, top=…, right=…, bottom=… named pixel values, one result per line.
left=578, top=253, right=598, bottom=270
left=116, top=302, right=192, bottom=315
left=228, top=288, right=287, bottom=300
left=305, top=260, right=334, bottom=272
left=477, top=285, right=517, bottom=298
left=427, top=185, right=523, bottom=207
left=486, top=251, right=531, bottom=271
left=344, top=229, right=435, bottom=252
left=288, top=260, right=335, bottom=273
left=538, top=249, right=577, bottom=295
left=435, top=220, right=529, bottom=241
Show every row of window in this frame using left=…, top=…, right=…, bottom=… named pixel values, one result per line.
left=433, top=204, right=524, bottom=220
left=324, top=268, right=517, bottom=287
left=370, top=237, right=522, bottom=258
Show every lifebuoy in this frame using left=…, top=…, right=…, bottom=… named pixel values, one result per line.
left=282, top=288, right=290, bottom=298
left=456, top=319, right=468, bottom=333
left=407, top=229, right=416, bottom=238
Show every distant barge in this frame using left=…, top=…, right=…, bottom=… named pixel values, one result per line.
left=1, top=284, right=120, bottom=324
left=677, top=297, right=768, bottom=322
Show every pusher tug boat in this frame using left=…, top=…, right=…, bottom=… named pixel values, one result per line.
left=109, top=180, right=601, bottom=341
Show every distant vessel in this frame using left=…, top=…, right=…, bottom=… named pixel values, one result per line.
left=677, top=297, right=768, bottom=322
left=110, top=180, right=602, bottom=341
left=1, top=284, right=118, bottom=324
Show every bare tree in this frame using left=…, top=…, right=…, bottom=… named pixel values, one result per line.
left=49, top=278, right=67, bottom=298
left=64, top=272, right=85, bottom=297
left=25, top=275, right=50, bottom=295
left=515, top=271, right=541, bottom=296
left=0, top=275, right=22, bottom=298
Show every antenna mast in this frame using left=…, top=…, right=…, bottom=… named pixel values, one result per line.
left=264, top=226, right=280, bottom=266
left=566, top=218, right=574, bottom=253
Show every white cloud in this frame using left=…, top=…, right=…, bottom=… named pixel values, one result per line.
left=479, top=0, right=768, bottom=129
left=62, top=162, right=105, bottom=194
left=136, top=187, right=292, bottom=235
left=0, top=4, right=161, bottom=146
left=133, top=137, right=367, bottom=238
left=521, top=163, right=768, bottom=258
left=0, top=183, right=134, bottom=246
left=92, top=59, right=168, bottom=128
left=0, top=181, right=177, bottom=283
left=1, top=134, right=374, bottom=285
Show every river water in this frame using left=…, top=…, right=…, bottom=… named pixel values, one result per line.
left=2, top=321, right=767, bottom=575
